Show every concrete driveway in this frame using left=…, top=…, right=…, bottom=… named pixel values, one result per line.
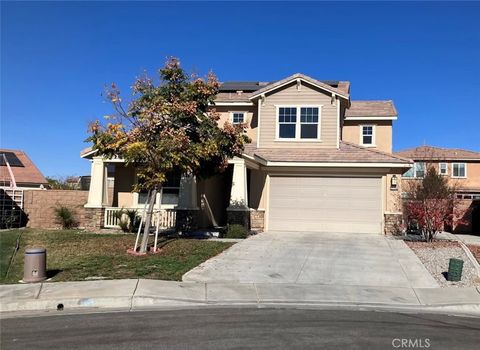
left=183, top=231, right=439, bottom=288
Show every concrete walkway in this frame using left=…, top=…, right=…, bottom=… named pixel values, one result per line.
left=184, top=231, right=438, bottom=288
left=1, top=279, right=480, bottom=316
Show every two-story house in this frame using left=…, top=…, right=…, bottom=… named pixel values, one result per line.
left=81, top=73, right=412, bottom=234
left=395, top=145, right=480, bottom=233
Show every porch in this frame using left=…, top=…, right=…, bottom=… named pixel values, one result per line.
left=83, top=156, right=265, bottom=231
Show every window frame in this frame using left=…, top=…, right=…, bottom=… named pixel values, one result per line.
left=359, top=124, right=375, bottom=147
left=452, top=162, right=467, bottom=178
left=275, top=105, right=322, bottom=142
left=402, top=162, right=426, bottom=178
left=439, top=162, right=448, bottom=176
left=230, top=111, right=246, bottom=125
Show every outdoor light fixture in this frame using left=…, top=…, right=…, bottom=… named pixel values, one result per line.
left=390, top=175, right=398, bottom=190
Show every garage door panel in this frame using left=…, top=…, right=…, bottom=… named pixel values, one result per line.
left=268, top=176, right=382, bottom=234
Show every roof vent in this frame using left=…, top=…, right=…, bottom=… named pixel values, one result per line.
left=236, top=90, right=243, bottom=96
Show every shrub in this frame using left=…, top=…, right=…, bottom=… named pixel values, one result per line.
left=53, top=205, right=76, bottom=229
left=113, top=208, right=139, bottom=233
left=225, top=224, right=248, bottom=239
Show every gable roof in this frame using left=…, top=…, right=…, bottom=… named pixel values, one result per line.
left=248, top=73, right=350, bottom=100
left=345, top=100, right=397, bottom=119
left=243, top=141, right=411, bottom=165
left=395, top=145, right=480, bottom=161
left=0, top=149, right=48, bottom=186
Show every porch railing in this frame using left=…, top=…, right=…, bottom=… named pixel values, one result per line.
left=104, top=207, right=176, bottom=230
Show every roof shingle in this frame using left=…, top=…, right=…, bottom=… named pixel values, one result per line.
left=395, top=145, right=480, bottom=161
left=0, top=149, right=48, bottom=186
left=243, top=142, right=411, bottom=164
left=345, top=100, right=397, bottom=118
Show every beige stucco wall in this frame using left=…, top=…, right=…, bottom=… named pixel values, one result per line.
left=402, top=161, right=480, bottom=191
left=249, top=169, right=267, bottom=210
left=214, top=106, right=257, bottom=144
left=342, top=120, right=393, bottom=153
left=258, top=82, right=340, bottom=148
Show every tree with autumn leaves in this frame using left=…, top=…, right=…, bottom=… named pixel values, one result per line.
left=87, top=57, right=249, bottom=253
left=403, top=165, right=461, bottom=241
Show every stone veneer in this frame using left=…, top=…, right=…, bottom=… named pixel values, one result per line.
left=384, top=213, right=403, bottom=235
left=175, top=209, right=199, bottom=233
left=227, top=209, right=250, bottom=229
left=250, top=209, right=265, bottom=231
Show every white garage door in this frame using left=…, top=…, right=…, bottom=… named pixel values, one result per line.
left=268, top=176, right=382, bottom=234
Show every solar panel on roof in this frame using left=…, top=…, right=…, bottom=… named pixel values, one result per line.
left=0, top=152, right=24, bottom=167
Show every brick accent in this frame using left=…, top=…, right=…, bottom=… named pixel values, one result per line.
left=250, top=210, right=265, bottom=231
left=384, top=213, right=403, bottom=235
left=227, top=209, right=250, bottom=229
left=23, top=190, right=89, bottom=229
left=175, top=209, right=199, bottom=233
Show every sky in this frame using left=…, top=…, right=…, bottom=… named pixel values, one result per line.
left=1, top=1, right=479, bottom=177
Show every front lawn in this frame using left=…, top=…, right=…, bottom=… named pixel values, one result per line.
left=0, top=229, right=234, bottom=284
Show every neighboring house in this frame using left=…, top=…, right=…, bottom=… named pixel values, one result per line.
left=0, top=149, right=48, bottom=189
left=81, top=73, right=412, bottom=234
left=395, top=145, right=480, bottom=233
left=0, top=149, right=47, bottom=228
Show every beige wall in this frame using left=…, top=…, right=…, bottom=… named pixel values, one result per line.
left=402, top=161, right=480, bottom=191
left=342, top=120, right=393, bottom=153
left=249, top=169, right=267, bottom=210
left=259, top=82, right=340, bottom=148
left=23, top=190, right=89, bottom=229
left=214, top=106, right=257, bottom=144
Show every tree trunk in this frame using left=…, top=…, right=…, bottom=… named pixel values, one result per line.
left=139, top=186, right=158, bottom=254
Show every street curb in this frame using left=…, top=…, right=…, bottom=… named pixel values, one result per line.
left=2, top=295, right=480, bottom=318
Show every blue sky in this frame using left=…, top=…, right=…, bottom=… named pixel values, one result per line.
left=2, top=1, right=479, bottom=177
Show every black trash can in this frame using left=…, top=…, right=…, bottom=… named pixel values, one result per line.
left=447, top=258, right=463, bottom=282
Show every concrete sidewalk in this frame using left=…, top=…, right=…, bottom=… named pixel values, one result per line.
left=2, top=279, right=480, bottom=317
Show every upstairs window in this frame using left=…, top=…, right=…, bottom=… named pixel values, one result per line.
left=300, top=107, right=319, bottom=139
left=277, top=106, right=321, bottom=140
left=232, top=112, right=245, bottom=124
left=452, top=163, right=466, bottom=178
left=278, top=107, right=297, bottom=139
left=403, top=162, right=426, bottom=178
left=361, top=125, right=374, bottom=146
left=439, top=163, right=448, bottom=175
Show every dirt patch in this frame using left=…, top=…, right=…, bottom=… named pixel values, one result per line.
left=405, top=240, right=460, bottom=249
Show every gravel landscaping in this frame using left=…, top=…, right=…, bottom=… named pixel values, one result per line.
left=406, top=241, right=480, bottom=288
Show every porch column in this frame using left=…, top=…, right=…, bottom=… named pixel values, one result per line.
left=175, top=174, right=199, bottom=233
left=228, top=157, right=248, bottom=209
left=85, top=156, right=108, bottom=208
left=227, top=157, right=250, bottom=229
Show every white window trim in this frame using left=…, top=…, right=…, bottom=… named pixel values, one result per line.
left=359, top=124, right=376, bottom=147
left=230, top=111, right=247, bottom=124
left=451, top=162, right=467, bottom=178
left=275, top=105, right=322, bottom=142
left=439, top=162, right=448, bottom=176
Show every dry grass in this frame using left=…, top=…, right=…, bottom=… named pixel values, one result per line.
left=0, top=229, right=234, bottom=284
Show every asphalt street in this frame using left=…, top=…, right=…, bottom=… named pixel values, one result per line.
left=1, top=308, right=480, bottom=349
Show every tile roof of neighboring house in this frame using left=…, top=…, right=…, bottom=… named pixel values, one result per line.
left=395, top=145, right=480, bottom=161
left=345, top=100, right=397, bottom=118
left=250, top=73, right=350, bottom=100
left=243, top=142, right=412, bottom=164
left=0, top=149, right=48, bottom=186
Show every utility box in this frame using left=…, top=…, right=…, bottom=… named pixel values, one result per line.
left=447, top=258, right=464, bottom=282
left=23, top=247, right=47, bottom=283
